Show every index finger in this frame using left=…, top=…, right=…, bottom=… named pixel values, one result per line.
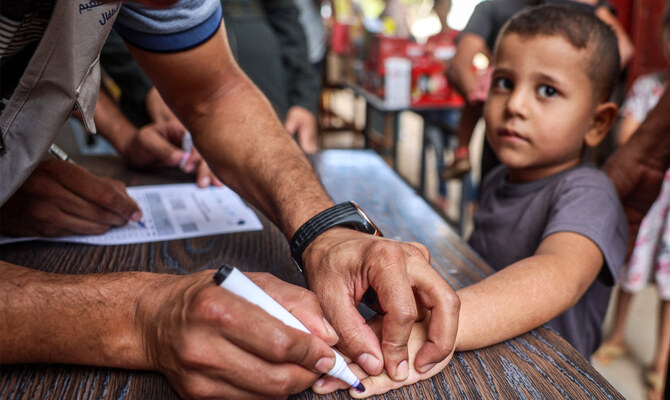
left=368, top=250, right=419, bottom=381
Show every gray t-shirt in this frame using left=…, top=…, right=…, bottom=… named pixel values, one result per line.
left=468, top=163, right=627, bottom=357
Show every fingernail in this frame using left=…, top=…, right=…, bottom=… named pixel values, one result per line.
left=131, top=211, right=142, bottom=222
left=314, top=377, right=326, bottom=388
left=418, top=362, right=436, bottom=374
left=322, top=317, right=337, bottom=339
left=395, top=360, right=408, bottom=380
left=315, top=357, right=334, bottom=374
left=358, top=353, right=382, bottom=373
left=198, top=176, right=211, bottom=187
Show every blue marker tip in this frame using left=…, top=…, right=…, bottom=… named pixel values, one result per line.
left=353, top=381, right=365, bottom=392
left=136, top=220, right=146, bottom=228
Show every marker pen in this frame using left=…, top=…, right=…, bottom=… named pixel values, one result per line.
left=214, top=264, right=365, bottom=392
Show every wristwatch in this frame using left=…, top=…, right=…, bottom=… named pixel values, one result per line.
left=290, top=201, right=382, bottom=272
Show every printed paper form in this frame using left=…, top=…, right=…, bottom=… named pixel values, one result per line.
left=0, top=184, right=263, bottom=245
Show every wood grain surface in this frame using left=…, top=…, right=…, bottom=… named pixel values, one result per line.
left=0, top=150, right=622, bottom=399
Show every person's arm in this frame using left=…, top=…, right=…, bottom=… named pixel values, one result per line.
left=314, top=231, right=604, bottom=397
left=605, top=89, right=670, bottom=257
left=264, top=0, right=320, bottom=153
left=454, top=232, right=602, bottom=349
left=447, top=33, right=490, bottom=100
left=0, top=262, right=340, bottom=398
left=127, top=23, right=459, bottom=380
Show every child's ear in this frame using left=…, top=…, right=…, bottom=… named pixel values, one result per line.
left=585, top=102, right=618, bottom=147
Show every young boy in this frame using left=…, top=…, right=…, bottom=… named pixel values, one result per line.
left=314, top=4, right=628, bottom=397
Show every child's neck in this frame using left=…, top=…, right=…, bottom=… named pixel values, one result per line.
left=506, top=159, right=582, bottom=183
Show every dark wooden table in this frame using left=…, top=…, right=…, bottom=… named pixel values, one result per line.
left=0, top=149, right=622, bottom=399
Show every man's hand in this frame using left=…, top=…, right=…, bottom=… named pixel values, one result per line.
left=119, top=122, right=223, bottom=188
left=0, top=160, right=141, bottom=237
left=312, top=313, right=454, bottom=398
left=140, top=270, right=339, bottom=399
left=302, top=228, right=460, bottom=381
left=285, top=106, right=318, bottom=154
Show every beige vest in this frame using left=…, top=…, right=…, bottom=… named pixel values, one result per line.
left=0, top=0, right=120, bottom=204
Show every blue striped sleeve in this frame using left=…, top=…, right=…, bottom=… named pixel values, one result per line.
left=115, top=0, right=222, bottom=52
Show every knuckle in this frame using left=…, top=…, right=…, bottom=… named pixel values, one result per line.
left=336, top=324, right=361, bottom=348
left=394, top=304, right=418, bottom=325
left=267, top=369, right=294, bottom=395
left=96, top=189, right=117, bottom=209
left=178, top=376, right=211, bottom=400
left=32, top=207, right=52, bottom=224
left=382, top=338, right=408, bottom=355
left=297, top=287, right=319, bottom=307
left=408, top=242, right=430, bottom=259
left=177, top=340, right=207, bottom=369
left=370, top=241, right=404, bottom=262
left=269, top=329, right=296, bottom=361
left=188, top=287, right=243, bottom=329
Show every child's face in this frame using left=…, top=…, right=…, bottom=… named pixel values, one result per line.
left=484, top=33, right=598, bottom=182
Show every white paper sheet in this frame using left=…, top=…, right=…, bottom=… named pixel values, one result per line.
left=0, top=184, right=263, bottom=245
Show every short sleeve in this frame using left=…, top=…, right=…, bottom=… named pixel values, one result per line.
left=542, top=170, right=628, bottom=286
left=460, top=2, right=496, bottom=45
left=115, top=0, right=222, bottom=52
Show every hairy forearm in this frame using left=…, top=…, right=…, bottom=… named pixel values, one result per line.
left=186, top=78, right=332, bottom=236
left=129, top=25, right=333, bottom=238
left=0, top=262, right=155, bottom=368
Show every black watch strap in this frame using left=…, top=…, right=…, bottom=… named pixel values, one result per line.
left=290, top=201, right=381, bottom=271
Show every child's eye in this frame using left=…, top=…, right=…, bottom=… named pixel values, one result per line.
left=493, top=77, right=513, bottom=91
left=538, top=85, right=557, bottom=98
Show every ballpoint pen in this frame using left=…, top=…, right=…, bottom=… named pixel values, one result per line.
left=49, top=144, right=75, bottom=163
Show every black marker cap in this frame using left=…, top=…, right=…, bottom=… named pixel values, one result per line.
left=213, top=264, right=235, bottom=285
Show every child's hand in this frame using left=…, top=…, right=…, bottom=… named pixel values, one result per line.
left=312, top=313, right=455, bottom=398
